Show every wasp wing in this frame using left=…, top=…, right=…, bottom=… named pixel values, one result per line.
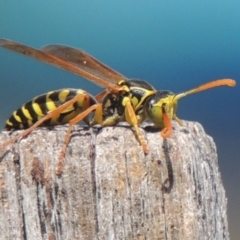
left=0, top=39, right=125, bottom=91
left=41, top=45, right=126, bottom=84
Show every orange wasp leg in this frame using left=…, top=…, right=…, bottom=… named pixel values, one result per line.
left=124, top=100, right=149, bottom=154
left=56, top=103, right=103, bottom=175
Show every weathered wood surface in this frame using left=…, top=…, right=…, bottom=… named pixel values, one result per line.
left=0, top=121, right=228, bottom=240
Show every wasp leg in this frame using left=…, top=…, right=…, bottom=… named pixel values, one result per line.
left=160, top=105, right=172, bottom=138
left=56, top=103, right=102, bottom=175
left=124, top=100, right=149, bottom=154
left=173, top=114, right=183, bottom=126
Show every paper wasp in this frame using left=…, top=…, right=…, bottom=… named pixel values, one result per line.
left=0, top=39, right=236, bottom=174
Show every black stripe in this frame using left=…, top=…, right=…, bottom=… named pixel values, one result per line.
left=24, top=100, right=40, bottom=122
left=15, top=108, right=32, bottom=128
left=34, top=94, right=50, bottom=115
left=47, top=91, right=62, bottom=107
left=52, top=90, right=74, bottom=123
left=5, top=110, right=29, bottom=129
left=5, top=115, right=21, bottom=129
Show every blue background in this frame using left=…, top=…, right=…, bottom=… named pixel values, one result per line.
left=0, top=1, right=239, bottom=239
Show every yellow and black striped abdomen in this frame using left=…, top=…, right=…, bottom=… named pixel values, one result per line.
left=5, top=89, right=97, bottom=130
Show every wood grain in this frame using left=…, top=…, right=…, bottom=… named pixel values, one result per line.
left=0, top=121, right=229, bottom=240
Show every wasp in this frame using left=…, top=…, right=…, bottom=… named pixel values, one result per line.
left=0, top=39, right=236, bottom=174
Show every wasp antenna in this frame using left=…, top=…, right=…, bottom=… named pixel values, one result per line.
left=174, top=79, right=236, bottom=101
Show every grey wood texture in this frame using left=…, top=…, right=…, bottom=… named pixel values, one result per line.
left=0, top=121, right=228, bottom=240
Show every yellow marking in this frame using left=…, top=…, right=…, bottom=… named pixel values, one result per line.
left=59, top=89, right=70, bottom=102
left=21, top=106, right=32, bottom=120
left=76, top=90, right=87, bottom=108
left=13, top=111, right=21, bottom=122
left=104, top=99, right=112, bottom=108
left=58, top=90, right=77, bottom=113
left=117, top=80, right=130, bottom=92
left=61, top=106, right=75, bottom=113
left=131, top=96, right=139, bottom=108
left=117, top=80, right=125, bottom=86
left=28, top=119, right=33, bottom=126
left=32, top=102, right=44, bottom=117
left=46, top=93, right=57, bottom=111
left=77, top=90, right=85, bottom=95
left=6, top=120, right=13, bottom=126
left=122, top=97, right=129, bottom=107
left=134, top=87, right=154, bottom=108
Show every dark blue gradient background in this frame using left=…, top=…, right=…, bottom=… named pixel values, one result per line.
left=0, top=1, right=239, bottom=239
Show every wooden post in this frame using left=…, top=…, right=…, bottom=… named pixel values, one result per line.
left=0, top=121, right=229, bottom=240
